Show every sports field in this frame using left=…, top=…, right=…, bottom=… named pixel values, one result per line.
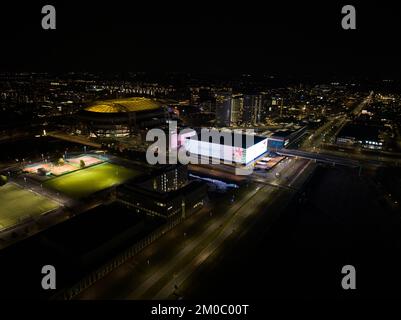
left=23, top=155, right=105, bottom=176
left=43, top=163, right=140, bottom=199
left=24, top=162, right=77, bottom=176
left=0, top=183, right=59, bottom=231
left=67, top=155, right=103, bottom=167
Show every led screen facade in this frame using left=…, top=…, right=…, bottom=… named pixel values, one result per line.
left=184, top=135, right=267, bottom=164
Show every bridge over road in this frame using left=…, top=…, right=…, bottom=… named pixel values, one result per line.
left=277, top=148, right=385, bottom=168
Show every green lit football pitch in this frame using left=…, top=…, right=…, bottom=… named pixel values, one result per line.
left=43, top=162, right=140, bottom=199
left=0, top=184, right=59, bottom=230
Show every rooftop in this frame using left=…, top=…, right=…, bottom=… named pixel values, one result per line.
left=85, top=97, right=163, bottom=113
left=192, top=130, right=267, bottom=148
left=337, top=123, right=381, bottom=141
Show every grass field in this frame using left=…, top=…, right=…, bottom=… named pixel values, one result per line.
left=0, top=183, right=59, bottom=230
left=43, top=162, right=140, bottom=199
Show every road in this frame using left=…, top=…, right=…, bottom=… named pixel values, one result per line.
left=283, top=92, right=401, bottom=167
left=301, top=92, right=373, bottom=152
left=75, top=158, right=315, bottom=299
left=153, top=161, right=314, bottom=300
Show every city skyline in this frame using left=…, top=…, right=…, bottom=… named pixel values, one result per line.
left=1, top=2, right=401, bottom=313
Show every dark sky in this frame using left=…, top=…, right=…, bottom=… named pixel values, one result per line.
left=0, top=1, right=400, bottom=78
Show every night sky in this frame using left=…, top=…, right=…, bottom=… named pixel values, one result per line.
left=0, top=1, right=400, bottom=78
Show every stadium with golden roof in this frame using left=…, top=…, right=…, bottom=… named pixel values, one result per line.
left=77, top=97, right=168, bottom=137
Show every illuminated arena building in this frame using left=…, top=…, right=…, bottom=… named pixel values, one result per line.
left=182, top=130, right=268, bottom=164
left=77, top=97, right=168, bottom=137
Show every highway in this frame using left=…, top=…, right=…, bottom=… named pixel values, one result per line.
left=352, top=91, right=373, bottom=116
left=281, top=92, right=401, bottom=167
left=75, top=158, right=315, bottom=299
left=301, top=92, right=373, bottom=152
left=152, top=161, right=314, bottom=300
